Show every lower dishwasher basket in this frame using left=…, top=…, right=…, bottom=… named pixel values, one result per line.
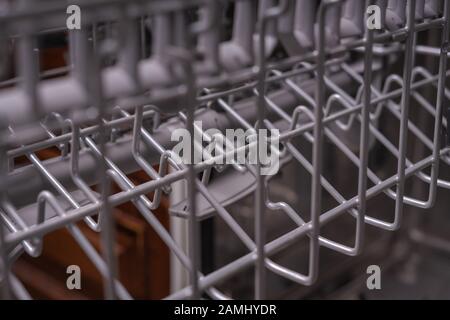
left=0, top=0, right=450, bottom=300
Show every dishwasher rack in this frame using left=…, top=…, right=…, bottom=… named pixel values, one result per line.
left=0, top=0, right=449, bottom=300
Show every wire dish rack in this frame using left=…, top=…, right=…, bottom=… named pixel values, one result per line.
left=0, top=0, right=449, bottom=300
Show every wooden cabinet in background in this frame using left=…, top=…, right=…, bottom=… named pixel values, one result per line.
left=13, top=170, right=171, bottom=300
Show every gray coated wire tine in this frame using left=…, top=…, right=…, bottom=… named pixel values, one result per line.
left=36, top=190, right=131, bottom=300
left=264, top=0, right=342, bottom=284
left=304, top=88, right=443, bottom=226
left=68, top=147, right=450, bottom=301
left=7, top=107, right=158, bottom=160
left=407, top=68, right=450, bottom=167
left=358, top=71, right=450, bottom=196
left=6, top=246, right=23, bottom=267
left=165, top=132, right=320, bottom=288
left=51, top=15, right=120, bottom=296
left=5, top=145, right=450, bottom=301
left=1, top=5, right=441, bottom=128
left=133, top=105, right=172, bottom=195
left=68, top=120, right=103, bottom=231
left=177, top=111, right=226, bottom=174
left=117, top=104, right=161, bottom=132
left=416, top=0, right=450, bottom=195
left=166, top=48, right=201, bottom=300
left=265, top=115, right=363, bottom=257
left=3, top=72, right=444, bottom=245
left=126, top=113, right=254, bottom=251
left=6, top=128, right=126, bottom=295
left=107, top=168, right=230, bottom=300
left=264, top=68, right=450, bottom=145
left=95, top=110, right=118, bottom=300
left=167, top=150, right=450, bottom=299
left=19, top=141, right=86, bottom=212
left=2, top=0, right=450, bottom=300
left=339, top=64, right=448, bottom=132
left=197, top=57, right=344, bottom=105
left=1, top=14, right=446, bottom=127
left=415, top=44, right=450, bottom=58
left=254, top=0, right=288, bottom=299
left=107, top=169, right=191, bottom=268
left=269, top=67, right=355, bottom=131
left=292, top=61, right=360, bottom=112
left=411, top=67, right=450, bottom=113
left=165, top=117, right=317, bottom=287
left=215, top=97, right=255, bottom=131
left=197, top=174, right=322, bottom=287
left=314, top=0, right=424, bottom=230
left=132, top=106, right=168, bottom=209
left=292, top=100, right=409, bottom=230
left=2, top=132, right=49, bottom=252
left=319, top=68, right=442, bottom=198
left=117, top=107, right=174, bottom=176
left=338, top=91, right=440, bottom=199
left=201, top=165, right=213, bottom=185
left=185, top=52, right=200, bottom=300
left=178, top=110, right=247, bottom=174
left=355, top=0, right=374, bottom=254
left=402, top=0, right=450, bottom=204
left=167, top=151, right=450, bottom=299
left=115, top=109, right=254, bottom=299
left=215, top=92, right=285, bottom=168
left=206, top=4, right=310, bottom=288
left=307, top=0, right=341, bottom=283
left=83, top=132, right=169, bottom=213
left=98, top=173, right=118, bottom=300
left=128, top=106, right=247, bottom=200
left=91, top=27, right=119, bottom=301
left=392, top=0, right=417, bottom=230
left=272, top=65, right=317, bottom=108
left=263, top=99, right=363, bottom=256
left=40, top=113, right=70, bottom=157
left=0, top=202, right=44, bottom=257
left=155, top=8, right=226, bottom=298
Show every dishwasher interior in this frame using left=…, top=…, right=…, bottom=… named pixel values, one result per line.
left=0, top=0, right=450, bottom=300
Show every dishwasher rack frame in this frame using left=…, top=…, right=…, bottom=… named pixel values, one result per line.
left=0, top=0, right=449, bottom=300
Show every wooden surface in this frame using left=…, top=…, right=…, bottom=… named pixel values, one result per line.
left=13, top=148, right=171, bottom=299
